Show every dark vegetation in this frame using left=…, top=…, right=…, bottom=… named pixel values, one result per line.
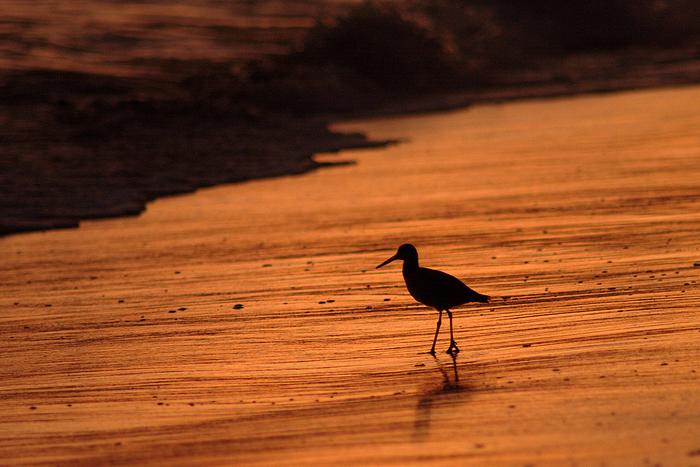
left=2, top=0, right=700, bottom=235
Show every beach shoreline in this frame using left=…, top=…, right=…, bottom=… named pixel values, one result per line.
left=2, top=50, right=700, bottom=238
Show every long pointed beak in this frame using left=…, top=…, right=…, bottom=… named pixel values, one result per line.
left=376, top=254, right=398, bottom=269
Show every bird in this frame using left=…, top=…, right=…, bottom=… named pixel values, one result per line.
left=376, top=243, right=490, bottom=355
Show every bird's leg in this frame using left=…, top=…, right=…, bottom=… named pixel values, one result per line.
left=446, top=310, right=460, bottom=354
left=429, top=310, right=442, bottom=355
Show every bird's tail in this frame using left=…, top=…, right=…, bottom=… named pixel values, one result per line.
left=475, top=293, right=490, bottom=303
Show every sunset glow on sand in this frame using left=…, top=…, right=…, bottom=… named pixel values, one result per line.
left=2, top=1, right=700, bottom=465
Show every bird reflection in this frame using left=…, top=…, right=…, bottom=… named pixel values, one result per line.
left=413, top=353, right=471, bottom=441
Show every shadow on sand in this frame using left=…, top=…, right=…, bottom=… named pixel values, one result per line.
left=413, top=353, right=472, bottom=441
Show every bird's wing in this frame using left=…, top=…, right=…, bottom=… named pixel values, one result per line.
left=422, top=267, right=478, bottom=293
left=417, top=267, right=487, bottom=307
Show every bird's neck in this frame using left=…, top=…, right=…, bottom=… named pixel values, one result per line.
left=402, top=258, right=419, bottom=275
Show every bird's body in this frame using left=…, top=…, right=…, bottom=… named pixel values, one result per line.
left=403, top=265, right=489, bottom=311
left=377, top=243, right=489, bottom=354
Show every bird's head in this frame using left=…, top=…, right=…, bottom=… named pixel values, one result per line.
left=376, top=243, right=418, bottom=269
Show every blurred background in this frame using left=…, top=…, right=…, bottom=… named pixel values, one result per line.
left=3, top=0, right=700, bottom=235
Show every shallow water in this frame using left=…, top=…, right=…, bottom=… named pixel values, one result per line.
left=2, top=86, right=700, bottom=464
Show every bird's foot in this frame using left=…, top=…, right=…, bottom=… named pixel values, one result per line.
left=428, top=349, right=436, bottom=356
left=446, top=342, right=460, bottom=354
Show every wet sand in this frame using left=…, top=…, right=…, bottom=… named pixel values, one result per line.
left=2, top=86, right=700, bottom=465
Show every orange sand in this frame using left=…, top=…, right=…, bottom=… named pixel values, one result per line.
left=1, top=86, right=700, bottom=465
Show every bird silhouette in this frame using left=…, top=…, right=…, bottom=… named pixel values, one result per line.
left=376, top=244, right=490, bottom=354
